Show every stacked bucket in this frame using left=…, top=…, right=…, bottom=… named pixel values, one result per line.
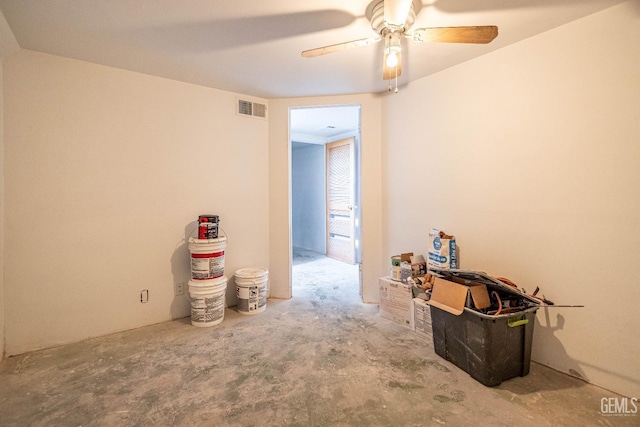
left=187, top=215, right=227, bottom=327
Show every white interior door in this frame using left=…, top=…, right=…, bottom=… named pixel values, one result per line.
left=326, top=137, right=355, bottom=264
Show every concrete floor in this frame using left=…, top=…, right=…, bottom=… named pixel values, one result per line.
left=0, top=251, right=635, bottom=426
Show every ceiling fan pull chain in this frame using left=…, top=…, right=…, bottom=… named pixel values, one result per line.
left=395, top=65, right=399, bottom=93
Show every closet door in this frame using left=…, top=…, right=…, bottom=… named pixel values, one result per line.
left=326, top=137, right=355, bottom=264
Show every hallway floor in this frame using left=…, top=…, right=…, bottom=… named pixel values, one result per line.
left=0, top=252, right=634, bottom=426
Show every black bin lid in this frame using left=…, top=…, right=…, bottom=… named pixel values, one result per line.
left=429, top=268, right=541, bottom=306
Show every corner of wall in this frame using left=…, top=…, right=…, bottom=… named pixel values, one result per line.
left=0, top=56, right=5, bottom=361
left=0, top=2, right=19, bottom=364
left=0, top=8, right=19, bottom=58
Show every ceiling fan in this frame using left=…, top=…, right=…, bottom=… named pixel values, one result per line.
left=302, top=0, right=498, bottom=92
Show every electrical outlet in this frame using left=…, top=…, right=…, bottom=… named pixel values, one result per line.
left=175, top=281, right=185, bottom=296
left=140, top=289, right=149, bottom=303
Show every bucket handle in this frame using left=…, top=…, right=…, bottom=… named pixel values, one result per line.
left=189, top=224, right=228, bottom=243
left=508, top=317, right=529, bottom=328
left=186, top=222, right=198, bottom=240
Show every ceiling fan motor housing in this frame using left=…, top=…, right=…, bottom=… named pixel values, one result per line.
left=368, top=0, right=417, bottom=35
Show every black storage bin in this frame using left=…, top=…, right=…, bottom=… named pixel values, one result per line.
left=427, top=268, right=542, bottom=387
left=430, top=305, right=537, bottom=386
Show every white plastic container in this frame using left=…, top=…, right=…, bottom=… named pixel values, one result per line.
left=188, top=276, right=227, bottom=327
left=234, top=267, right=268, bottom=315
left=188, top=234, right=227, bottom=280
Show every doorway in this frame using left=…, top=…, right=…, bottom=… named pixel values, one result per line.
left=290, top=105, right=362, bottom=297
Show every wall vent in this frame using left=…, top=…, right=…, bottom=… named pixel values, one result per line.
left=238, top=99, right=267, bottom=119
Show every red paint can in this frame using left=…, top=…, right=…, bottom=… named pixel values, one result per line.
left=198, top=215, right=219, bottom=239
left=198, top=215, right=219, bottom=224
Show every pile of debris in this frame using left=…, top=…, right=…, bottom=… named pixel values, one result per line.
left=383, top=228, right=582, bottom=387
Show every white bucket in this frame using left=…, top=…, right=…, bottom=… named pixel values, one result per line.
left=188, top=234, right=227, bottom=280
left=188, top=276, right=227, bottom=327
left=234, top=267, right=269, bottom=315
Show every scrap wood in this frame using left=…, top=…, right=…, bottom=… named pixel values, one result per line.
left=527, top=293, right=555, bottom=305
left=421, top=273, right=436, bottom=289
left=494, top=276, right=518, bottom=289
left=491, top=291, right=502, bottom=316
left=493, top=275, right=555, bottom=305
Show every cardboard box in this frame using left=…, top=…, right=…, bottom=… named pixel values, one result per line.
left=428, top=277, right=490, bottom=315
left=412, top=298, right=432, bottom=339
left=379, top=277, right=414, bottom=330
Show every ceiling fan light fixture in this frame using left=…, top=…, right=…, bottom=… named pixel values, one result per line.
left=383, top=30, right=402, bottom=76
left=385, top=51, right=398, bottom=68
left=384, top=30, right=402, bottom=59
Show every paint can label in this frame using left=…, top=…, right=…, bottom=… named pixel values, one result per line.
left=209, top=253, right=225, bottom=277
left=237, top=285, right=259, bottom=311
left=391, top=265, right=402, bottom=281
left=198, top=215, right=219, bottom=224
left=198, top=223, right=219, bottom=239
left=236, top=283, right=267, bottom=312
left=191, top=294, right=225, bottom=323
left=191, top=252, right=225, bottom=279
left=258, top=286, right=267, bottom=308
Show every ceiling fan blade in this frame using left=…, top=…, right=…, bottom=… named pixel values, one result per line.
left=384, top=0, right=414, bottom=27
left=301, top=37, right=380, bottom=58
left=411, top=26, right=498, bottom=44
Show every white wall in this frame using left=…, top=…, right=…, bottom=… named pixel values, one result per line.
left=269, top=96, right=384, bottom=303
left=0, top=8, right=19, bottom=361
left=292, top=142, right=326, bottom=253
left=0, top=60, right=4, bottom=359
left=382, top=2, right=640, bottom=397
left=3, top=50, right=270, bottom=355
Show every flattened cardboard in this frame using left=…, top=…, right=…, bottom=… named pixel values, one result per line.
left=428, top=277, right=491, bottom=315
left=469, top=283, right=491, bottom=309
left=429, top=278, right=468, bottom=315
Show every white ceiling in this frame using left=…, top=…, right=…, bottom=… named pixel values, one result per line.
left=0, top=0, right=626, bottom=101
left=291, top=105, right=361, bottom=144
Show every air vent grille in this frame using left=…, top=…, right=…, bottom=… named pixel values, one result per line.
left=238, top=99, right=253, bottom=116
left=252, top=103, right=267, bottom=118
left=238, top=99, right=267, bottom=119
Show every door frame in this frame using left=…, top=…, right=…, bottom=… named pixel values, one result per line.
left=289, top=105, right=362, bottom=294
